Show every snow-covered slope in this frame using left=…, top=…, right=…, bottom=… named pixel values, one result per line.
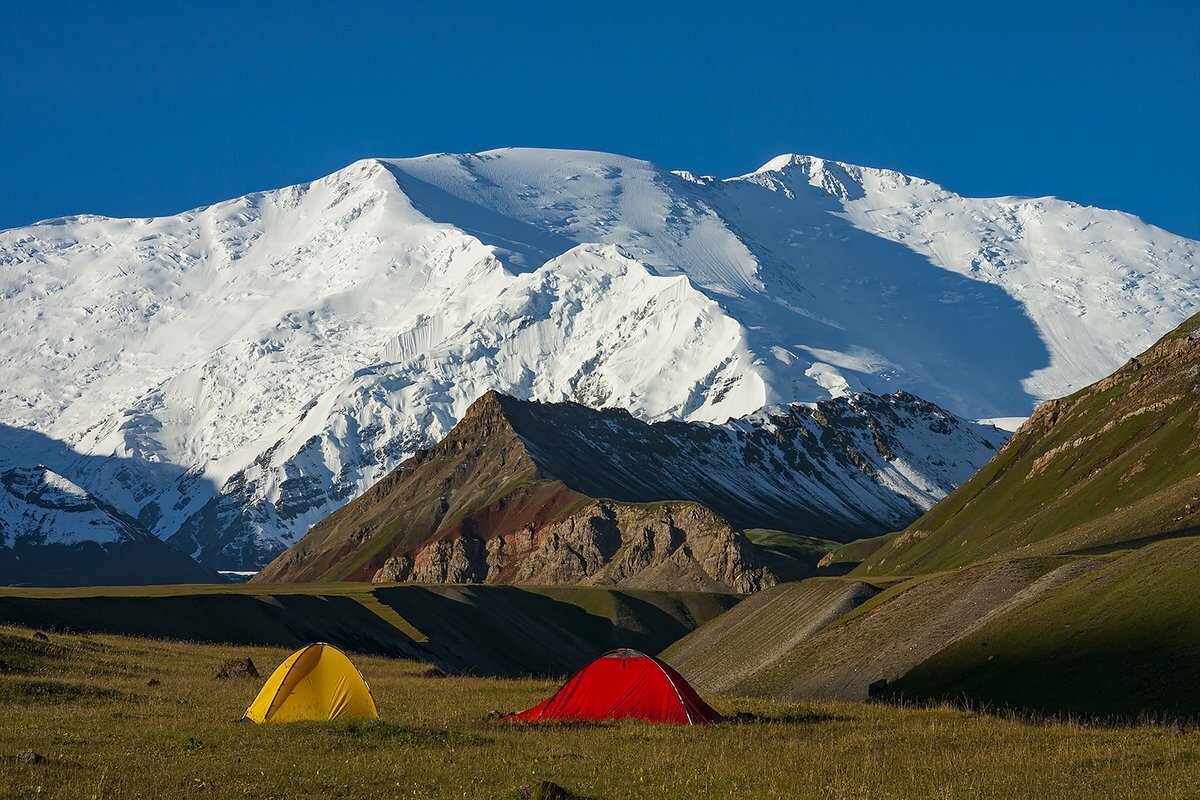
left=0, top=148, right=1195, bottom=568
left=0, top=455, right=218, bottom=585
left=1, top=465, right=138, bottom=548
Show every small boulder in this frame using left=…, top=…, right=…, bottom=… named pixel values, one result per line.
left=20, top=750, right=45, bottom=764
left=147, top=678, right=161, bottom=687
left=522, top=782, right=572, bottom=800
left=416, top=665, right=449, bottom=679
left=215, top=658, right=259, bottom=680
left=31, top=631, right=49, bottom=642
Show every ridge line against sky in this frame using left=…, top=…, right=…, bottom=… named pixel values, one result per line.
left=1, top=0, right=1198, bottom=239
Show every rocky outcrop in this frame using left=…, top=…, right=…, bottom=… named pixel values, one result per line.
left=371, top=500, right=775, bottom=593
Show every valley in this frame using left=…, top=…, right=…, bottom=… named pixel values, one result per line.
left=6, top=8, right=1197, bottom=799
left=0, top=147, right=1197, bottom=799
left=2, top=314, right=1198, bottom=725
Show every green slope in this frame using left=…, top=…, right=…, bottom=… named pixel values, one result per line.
left=743, top=529, right=844, bottom=579
left=859, top=313, right=1200, bottom=577
left=730, top=557, right=1102, bottom=701
left=889, top=536, right=1200, bottom=718
left=662, top=577, right=880, bottom=694
left=814, top=532, right=896, bottom=574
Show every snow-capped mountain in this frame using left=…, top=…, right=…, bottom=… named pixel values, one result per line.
left=0, top=148, right=1195, bottom=568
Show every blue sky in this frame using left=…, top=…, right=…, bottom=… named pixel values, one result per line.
left=3, top=1, right=1198, bottom=238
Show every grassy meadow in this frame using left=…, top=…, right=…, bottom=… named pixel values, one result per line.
left=1, top=624, right=1197, bottom=799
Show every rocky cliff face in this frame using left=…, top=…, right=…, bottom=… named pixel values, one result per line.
left=254, top=388, right=1006, bottom=591
left=372, top=500, right=774, bottom=593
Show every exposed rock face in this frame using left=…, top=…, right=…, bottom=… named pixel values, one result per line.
left=372, top=501, right=774, bottom=594
left=256, top=388, right=1004, bottom=591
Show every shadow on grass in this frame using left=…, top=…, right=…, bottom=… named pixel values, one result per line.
left=879, top=692, right=1200, bottom=732
left=1065, top=527, right=1200, bottom=558
left=495, top=709, right=849, bottom=729
left=0, top=677, right=131, bottom=704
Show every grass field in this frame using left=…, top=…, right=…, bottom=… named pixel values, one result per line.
left=1, top=624, right=1197, bottom=799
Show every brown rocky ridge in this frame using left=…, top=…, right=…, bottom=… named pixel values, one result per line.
left=254, top=389, right=1004, bottom=591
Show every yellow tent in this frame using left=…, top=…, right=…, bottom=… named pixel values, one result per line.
left=243, top=643, right=380, bottom=723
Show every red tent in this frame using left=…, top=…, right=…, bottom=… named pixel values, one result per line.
left=506, top=648, right=723, bottom=725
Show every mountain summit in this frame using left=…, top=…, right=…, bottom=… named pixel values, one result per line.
left=0, top=148, right=1195, bottom=568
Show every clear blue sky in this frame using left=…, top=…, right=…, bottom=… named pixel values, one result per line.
left=3, top=1, right=1198, bottom=238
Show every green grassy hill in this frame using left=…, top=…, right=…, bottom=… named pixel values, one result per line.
left=858, top=314, right=1200, bottom=577
left=660, top=539, right=1200, bottom=719
left=742, top=529, right=845, bottom=579
left=662, top=578, right=880, bottom=693
left=812, top=532, right=895, bottom=574
left=888, top=536, right=1200, bottom=718
left=669, top=557, right=1102, bottom=702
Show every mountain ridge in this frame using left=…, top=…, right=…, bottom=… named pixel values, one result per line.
left=0, top=463, right=219, bottom=586
left=1, top=147, right=1194, bottom=568
left=253, top=389, right=1005, bottom=590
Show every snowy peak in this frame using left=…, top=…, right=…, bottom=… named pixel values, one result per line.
left=0, top=146, right=1195, bottom=572
left=376, top=148, right=768, bottom=294
left=742, top=154, right=928, bottom=202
